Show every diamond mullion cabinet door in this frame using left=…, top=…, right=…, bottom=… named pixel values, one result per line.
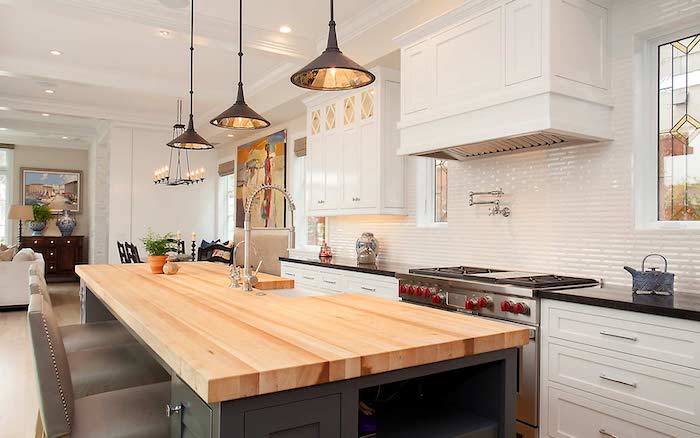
left=303, top=66, right=406, bottom=217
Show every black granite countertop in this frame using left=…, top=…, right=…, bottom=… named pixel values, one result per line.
left=537, top=284, right=700, bottom=321
left=279, top=256, right=412, bottom=278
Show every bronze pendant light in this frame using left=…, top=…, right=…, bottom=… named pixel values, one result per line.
left=290, top=0, right=375, bottom=91
left=210, top=0, right=270, bottom=129
left=167, top=0, right=213, bottom=150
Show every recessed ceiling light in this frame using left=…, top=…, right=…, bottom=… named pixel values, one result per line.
left=0, top=106, right=8, bottom=111
left=44, top=89, right=55, bottom=94
left=61, top=136, right=69, bottom=139
left=0, top=128, right=8, bottom=131
left=41, top=113, right=51, bottom=117
left=227, top=134, right=235, bottom=137
left=49, top=50, right=63, bottom=56
left=159, top=30, right=171, bottom=38
left=279, top=25, right=292, bottom=34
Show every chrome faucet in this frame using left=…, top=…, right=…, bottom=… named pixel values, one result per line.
left=241, top=184, right=296, bottom=292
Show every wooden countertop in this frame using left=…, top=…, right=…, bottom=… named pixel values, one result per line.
left=76, top=262, right=529, bottom=403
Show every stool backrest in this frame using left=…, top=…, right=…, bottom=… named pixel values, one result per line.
left=117, top=241, right=130, bottom=264
left=27, top=294, right=74, bottom=438
left=29, top=272, right=52, bottom=306
left=125, top=242, right=142, bottom=263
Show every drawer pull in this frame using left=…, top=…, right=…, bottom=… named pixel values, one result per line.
left=599, top=373, right=637, bottom=388
left=360, top=286, right=376, bottom=292
left=600, top=331, right=637, bottom=342
left=284, top=272, right=296, bottom=277
left=302, top=276, right=315, bottom=280
left=599, top=429, right=619, bottom=438
left=323, top=279, right=337, bottom=284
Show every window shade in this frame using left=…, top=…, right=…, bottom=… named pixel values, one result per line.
left=218, top=160, right=235, bottom=177
left=294, top=137, right=307, bottom=157
left=0, top=143, right=15, bottom=149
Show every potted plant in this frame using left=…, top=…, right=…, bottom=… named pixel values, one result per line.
left=141, top=230, right=179, bottom=274
left=28, top=204, right=52, bottom=236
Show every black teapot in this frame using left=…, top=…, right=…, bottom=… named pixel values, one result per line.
left=623, top=254, right=674, bottom=295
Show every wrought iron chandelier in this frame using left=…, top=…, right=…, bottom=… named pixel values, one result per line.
left=154, top=100, right=206, bottom=186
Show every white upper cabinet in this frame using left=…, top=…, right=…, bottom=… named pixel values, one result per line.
left=394, top=0, right=613, bottom=159
left=304, top=67, right=406, bottom=217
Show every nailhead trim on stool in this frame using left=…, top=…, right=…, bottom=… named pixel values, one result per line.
left=42, top=317, right=71, bottom=429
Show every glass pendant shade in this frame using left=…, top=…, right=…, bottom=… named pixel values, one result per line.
left=291, top=0, right=374, bottom=91
left=168, top=115, right=213, bottom=149
left=210, top=84, right=270, bottom=129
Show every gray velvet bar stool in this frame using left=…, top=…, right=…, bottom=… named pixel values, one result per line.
left=27, top=269, right=136, bottom=353
left=28, top=294, right=170, bottom=438
left=27, top=274, right=170, bottom=398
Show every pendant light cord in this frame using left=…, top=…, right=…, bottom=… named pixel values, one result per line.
left=238, top=0, right=243, bottom=87
left=189, top=0, right=195, bottom=119
left=330, top=0, right=334, bottom=24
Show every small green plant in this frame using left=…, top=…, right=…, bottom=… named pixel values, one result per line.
left=141, top=229, right=179, bottom=256
left=32, top=204, right=52, bottom=222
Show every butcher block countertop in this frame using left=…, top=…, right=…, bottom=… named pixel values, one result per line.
left=76, top=262, right=529, bottom=404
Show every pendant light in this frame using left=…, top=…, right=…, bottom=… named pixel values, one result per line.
left=210, top=0, right=270, bottom=129
left=290, top=0, right=375, bottom=91
left=167, top=0, right=213, bottom=150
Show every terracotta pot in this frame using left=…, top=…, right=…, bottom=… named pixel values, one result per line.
left=147, top=255, right=169, bottom=274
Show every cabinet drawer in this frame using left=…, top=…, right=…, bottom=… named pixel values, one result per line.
left=44, top=249, right=58, bottom=261
left=319, top=271, right=346, bottom=293
left=345, top=276, right=397, bottom=300
left=544, top=300, right=700, bottom=369
left=281, top=265, right=319, bottom=287
left=547, top=387, right=694, bottom=438
left=244, top=394, right=341, bottom=438
left=548, top=343, right=700, bottom=425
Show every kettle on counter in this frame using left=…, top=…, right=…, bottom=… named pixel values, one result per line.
left=624, top=254, right=675, bottom=295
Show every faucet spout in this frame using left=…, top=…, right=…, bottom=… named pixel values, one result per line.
left=242, top=184, right=296, bottom=292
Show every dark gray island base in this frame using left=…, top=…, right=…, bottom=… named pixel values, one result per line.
left=82, top=285, right=518, bottom=438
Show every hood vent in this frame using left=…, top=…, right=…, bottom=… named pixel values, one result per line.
left=415, top=131, right=590, bottom=161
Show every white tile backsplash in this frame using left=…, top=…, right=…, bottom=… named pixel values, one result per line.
left=325, top=0, right=700, bottom=293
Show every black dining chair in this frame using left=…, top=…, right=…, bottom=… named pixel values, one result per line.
left=125, top=242, right=142, bottom=263
left=197, top=243, right=234, bottom=265
left=116, top=241, right=130, bottom=264
left=166, top=239, right=186, bottom=255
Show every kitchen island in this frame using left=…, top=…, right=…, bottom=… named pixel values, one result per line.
left=76, top=262, right=529, bottom=438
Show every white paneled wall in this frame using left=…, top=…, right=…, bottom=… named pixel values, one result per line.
left=326, top=0, right=700, bottom=293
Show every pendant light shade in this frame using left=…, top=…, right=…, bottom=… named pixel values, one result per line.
left=169, top=0, right=212, bottom=150
left=210, top=0, right=270, bottom=130
left=291, top=0, right=375, bottom=91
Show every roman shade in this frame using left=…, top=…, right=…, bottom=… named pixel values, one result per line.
left=218, top=160, right=236, bottom=177
left=294, top=137, right=307, bottom=157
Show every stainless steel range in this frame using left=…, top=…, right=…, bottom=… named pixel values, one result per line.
left=396, top=266, right=600, bottom=438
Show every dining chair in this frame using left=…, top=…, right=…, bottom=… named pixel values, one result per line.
left=117, top=241, right=130, bottom=264
left=166, top=238, right=186, bottom=255
left=27, top=294, right=169, bottom=438
left=197, top=243, right=234, bottom=265
left=125, top=242, right=142, bottom=263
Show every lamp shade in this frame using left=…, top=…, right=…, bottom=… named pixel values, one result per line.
left=8, top=205, right=33, bottom=220
left=210, top=85, right=270, bottom=130
left=167, top=115, right=213, bottom=150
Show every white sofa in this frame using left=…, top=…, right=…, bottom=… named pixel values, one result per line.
left=0, top=250, right=45, bottom=309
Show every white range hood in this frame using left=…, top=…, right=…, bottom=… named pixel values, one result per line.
left=394, top=0, right=614, bottom=160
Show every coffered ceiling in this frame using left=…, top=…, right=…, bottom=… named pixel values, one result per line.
left=0, top=0, right=461, bottom=150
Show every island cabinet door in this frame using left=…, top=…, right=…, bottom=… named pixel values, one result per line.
left=243, top=394, right=342, bottom=438
left=171, top=377, right=213, bottom=438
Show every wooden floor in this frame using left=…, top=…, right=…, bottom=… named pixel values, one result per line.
left=0, top=283, right=79, bottom=438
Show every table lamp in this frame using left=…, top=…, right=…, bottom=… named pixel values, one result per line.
left=8, top=205, right=34, bottom=248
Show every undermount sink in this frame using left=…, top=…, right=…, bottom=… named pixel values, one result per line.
left=257, top=287, right=330, bottom=298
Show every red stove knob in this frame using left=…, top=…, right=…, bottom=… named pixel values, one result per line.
left=399, top=284, right=406, bottom=295
left=477, top=296, right=493, bottom=309
left=415, top=287, right=424, bottom=297
left=423, top=288, right=433, bottom=299
left=465, top=298, right=478, bottom=310
left=407, top=285, right=415, bottom=295
left=513, top=302, right=530, bottom=315
left=501, top=301, right=514, bottom=312
left=431, top=294, right=445, bottom=305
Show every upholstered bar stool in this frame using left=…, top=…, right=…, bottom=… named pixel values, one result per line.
left=28, top=294, right=169, bottom=438
left=27, top=283, right=169, bottom=397
left=28, top=269, right=137, bottom=352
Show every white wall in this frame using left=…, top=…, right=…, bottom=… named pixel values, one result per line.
left=314, top=0, right=700, bottom=294
left=107, top=124, right=219, bottom=263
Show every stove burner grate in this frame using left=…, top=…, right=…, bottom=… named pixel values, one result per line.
left=495, top=275, right=599, bottom=289
left=408, top=266, right=506, bottom=279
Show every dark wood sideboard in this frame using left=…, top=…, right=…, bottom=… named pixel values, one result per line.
left=21, top=236, right=84, bottom=282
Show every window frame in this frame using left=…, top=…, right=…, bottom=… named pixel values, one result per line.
left=635, top=23, right=700, bottom=230
left=416, top=157, right=448, bottom=228
left=0, top=148, right=12, bottom=245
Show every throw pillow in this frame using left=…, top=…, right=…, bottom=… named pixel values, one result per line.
left=13, top=248, right=35, bottom=262
left=0, top=245, right=18, bottom=261
left=211, top=249, right=231, bottom=260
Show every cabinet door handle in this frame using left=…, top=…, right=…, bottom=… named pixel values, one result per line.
left=360, top=286, right=376, bottom=292
left=599, top=429, right=619, bottom=438
left=323, top=279, right=337, bottom=284
left=600, top=331, right=637, bottom=342
left=599, top=374, right=637, bottom=388
left=165, top=403, right=182, bottom=417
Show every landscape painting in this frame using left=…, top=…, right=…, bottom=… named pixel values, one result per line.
left=21, top=168, right=82, bottom=213
left=236, top=130, right=286, bottom=229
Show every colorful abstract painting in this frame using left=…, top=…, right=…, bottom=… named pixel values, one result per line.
left=236, top=130, right=287, bottom=228
left=21, top=168, right=82, bottom=213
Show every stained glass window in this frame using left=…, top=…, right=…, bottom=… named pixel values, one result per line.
left=658, top=33, right=700, bottom=221
left=434, top=160, right=448, bottom=223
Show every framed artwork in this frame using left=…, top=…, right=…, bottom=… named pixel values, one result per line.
left=21, top=168, right=83, bottom=213
left=236, top=130, right=287, bottom=229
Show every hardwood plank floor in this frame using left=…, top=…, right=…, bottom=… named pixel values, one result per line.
left=0, top=283, right=79, bottom=438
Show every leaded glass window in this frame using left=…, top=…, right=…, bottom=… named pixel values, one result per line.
left=658, top=33, right=700, bottom=221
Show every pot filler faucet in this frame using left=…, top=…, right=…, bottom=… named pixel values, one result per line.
left=241, top=184, right=296, bottom=292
